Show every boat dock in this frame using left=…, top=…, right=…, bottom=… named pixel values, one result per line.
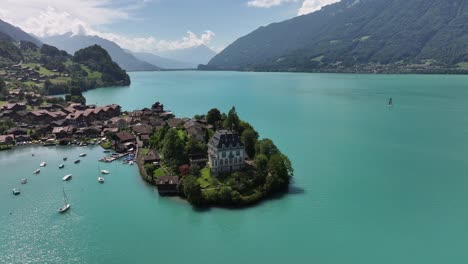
left=99, top=153, right=129, bottom=163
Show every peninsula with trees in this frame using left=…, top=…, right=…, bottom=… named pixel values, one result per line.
left=0, top=88, right=294, bottom=207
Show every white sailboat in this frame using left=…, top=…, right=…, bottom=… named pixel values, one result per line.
left=58, top=188, right=70, bottom=213
left=33, top=169, right=40, bottom=174
left=101, top=170, right=110, bottom=174
left=39, top=162, right=46, bottom=167
left=98, top=177, right=105, bottom=183
left=79, top=153, right=87, bottom=157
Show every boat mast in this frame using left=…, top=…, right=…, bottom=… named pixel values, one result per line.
left=63, top=187, right=68, bottom=205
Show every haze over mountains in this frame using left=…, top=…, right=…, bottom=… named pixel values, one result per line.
left=41, top=33, right=217, bottom=71
left=41, top=33, right=160, bottom=72
left=204, top=0, right=468, bottom=73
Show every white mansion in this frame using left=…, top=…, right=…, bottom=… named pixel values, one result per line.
left=208, top=130, right=245, bottom=176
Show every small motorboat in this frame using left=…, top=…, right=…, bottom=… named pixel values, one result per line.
left=58, top=188, right=70, bottom=213
left=129, top=161, right=134, bottom=165
left=59, top=164, right=65, bottom=169
left=63, top=157, right=68, bottom=161
left=62, top=174, right=72, bottom=181
left=79, top=153, right=87, bottom=157
left=40, top=162, right=46, bottom=167
left=103, top=150, right=111, bottom=153
left=12, top=189, right=21, bottom=195
left=74, top=160, right=80, bottom=164
left=98, top=177, right=105, bottom=183
left=21, top=179, right=27, bottom=184
left=101, top=170, right=110, bottom=174
left=388, top=97, right=393, bottom=108
left=33, top=169, right=40, bottom=174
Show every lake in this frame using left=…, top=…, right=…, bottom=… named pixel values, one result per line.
left=2, top=71, right=468, bottom=263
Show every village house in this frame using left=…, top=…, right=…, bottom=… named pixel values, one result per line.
left=155, top=176, right=179, bottom=195
left=143, top=149, right=161, bottom=165
left=167, top=118, right=184, bottom=128
left=0, top=134, right=15, bottom=145
left=115, top=131, right=136, bottom=152
left=109, top=117, right=128, bottom=129
left=5, top=127, right=28, bottom=136
left=2, top=102, right=27, bottom=112
left=208, top=130, right=246, bottom=176
left=102, top=127, right=119, bottom=137
left=52, top=126, right=75, bottom=139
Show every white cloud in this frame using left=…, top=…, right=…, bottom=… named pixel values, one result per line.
left=247, top=0, right=296, bottom=8
left=297, top=0, right=340, bottom=15
left=0, top=0, right=216, bottom=52
left=96, top=30, right=216, bottom=52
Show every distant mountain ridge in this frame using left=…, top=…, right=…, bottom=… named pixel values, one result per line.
left=132, top=51, right=194, bottom=69
left=41, top=33, right=160, bottom=72
left=157, top=45, right=217, bottom=68
left=204, top=0, right=468, bottom=73
left=0, top=19, right=42, bottom=46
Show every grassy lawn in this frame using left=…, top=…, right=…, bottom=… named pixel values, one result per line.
left=140, top=148, right=149, bottom=156
left=50, top=77, right=71, bottom=84
left=153, top=167, right=166, bottom=178
left=82, top=65, right=102, bottom=79
left=23, top=63, right=56, bottom=76
left=0, top=101, right=6, bottom=107
left=198, top=167, right=221, bottom=189
left=100, top=140, right=112, bottom=149
left=457, top=62, right=468, bottom=70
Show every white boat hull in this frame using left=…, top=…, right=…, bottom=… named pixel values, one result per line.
left=58, top=204, right=70, bottom=213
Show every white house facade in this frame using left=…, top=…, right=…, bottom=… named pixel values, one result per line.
left=208, top=130, right=245, bottom=176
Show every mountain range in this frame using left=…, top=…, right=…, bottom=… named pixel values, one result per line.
left=156, top=45, right=217, bottom=69
left=0, top=19, right=130, bottom=96
left=0, top=19, right=42, bottom=46
left=41, top=33, right=160, bottom=72
left=204, top=0, right=468, bottom=73
left=41, top=33, right=217, bottom=71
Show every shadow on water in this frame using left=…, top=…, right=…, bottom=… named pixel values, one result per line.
left=191, top=183, right=306, bottom=213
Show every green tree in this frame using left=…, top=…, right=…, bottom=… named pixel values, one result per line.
left=70, top=86, right=82, bottom=96
left=161, top=129, right=186, bottom=170
left=183, top=175, right=203, bottom=206
left=241, top=128, right=258, bottom=158
left=186, top=137, right=207, bottom=155
left=0, top=77, right=6, bottom=100
left=254, top=154, right=269, bottom=184
left=219, top=186, right=232, bottom=204
left=149, top=125, right=168, bottom=150
left=206, top=108, right=222, bottom=128
left=223, top=106, right=240, bottom=130
left=255, top=138, right=279, bottom=159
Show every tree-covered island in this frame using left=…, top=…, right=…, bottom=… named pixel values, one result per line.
left=140, top=106, right=294, bottom=207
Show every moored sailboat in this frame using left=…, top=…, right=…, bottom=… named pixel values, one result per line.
left=58, top=188, right=70, bottom=213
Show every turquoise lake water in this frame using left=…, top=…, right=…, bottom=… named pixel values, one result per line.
left=2, top=71, right=468, bottom=263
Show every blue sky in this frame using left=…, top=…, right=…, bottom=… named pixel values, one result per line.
left=0, top=0, right=339, bottom=53
left=101, top=0, right=303, bottom=50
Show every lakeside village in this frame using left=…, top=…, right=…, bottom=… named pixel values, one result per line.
left=0, top=91, right=294, bottom=207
